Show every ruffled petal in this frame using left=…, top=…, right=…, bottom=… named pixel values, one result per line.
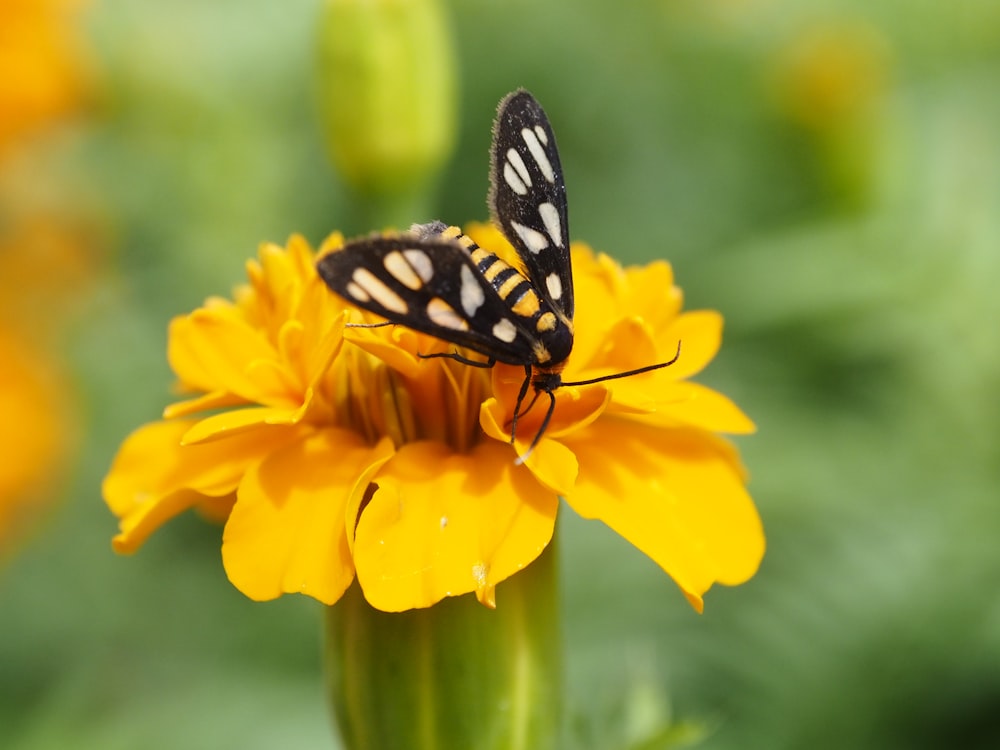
left=103, top=419, right=298, bottom=552
left=353, top=441, right=558, bottom=611
left=222, top=430, right=395, bottom=605
left=562, top=419, right=764, bottom=612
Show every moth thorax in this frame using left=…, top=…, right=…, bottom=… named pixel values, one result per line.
left=535, top=320, right=573, bottom=367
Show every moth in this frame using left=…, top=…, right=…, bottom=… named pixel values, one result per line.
left=317, top=90, right=679, bottom=462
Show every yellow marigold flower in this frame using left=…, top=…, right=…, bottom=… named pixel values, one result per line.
left=104, top=226, right=763, bottom=612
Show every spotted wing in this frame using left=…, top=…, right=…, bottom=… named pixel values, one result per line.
left=489, top=89, right=573, bottom=321
left=316, top=233, right=540, bottom=365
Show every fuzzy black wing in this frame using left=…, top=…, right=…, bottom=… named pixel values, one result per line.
left=489, top=89, right=574, bottom=321
left=316, top=233, right=540, bottom=366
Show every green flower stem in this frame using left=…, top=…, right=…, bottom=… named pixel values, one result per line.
left=324, top=541, right=563, bottom=750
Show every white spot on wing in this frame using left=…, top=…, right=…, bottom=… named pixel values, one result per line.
left=460, top=265, right=485, bottom=317
left=534, top=125, right=548, bottom=145
left=510, top=221, right=549, bottom=254
left=506, top=148, right=531, bottom=188
left=546, top=272, right=563, bottom=301
left=345, top=281, right=370, bottom=302
left=492, top=318, right=517, bottom=343
left=503, top=163, right=528, bottom=195
left=427, top=298, right=468, bottom=330
left=538, top=202, right=563, bottom=247
left=383, top=251, right=422, bottom=290
left=351, top=267, right=407, bottom=314
left=521, top=128, right=554, bottom=183
left=403, top=249, right=434, bottom=282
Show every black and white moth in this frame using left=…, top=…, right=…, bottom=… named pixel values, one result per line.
left=317, top=90, right=679, bottom=462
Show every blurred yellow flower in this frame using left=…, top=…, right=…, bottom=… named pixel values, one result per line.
left=104, top=225, right=763, bottom=612
left=0, top=0, right=91, bottom=155
left=769, top=20, right=891, bottom=132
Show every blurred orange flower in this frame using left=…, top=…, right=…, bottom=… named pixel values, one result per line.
left=0, top=0, right=91, bottom=556
left=0, top=0, right=91, bottom=154
left=104, top=225, right=763, bottom=612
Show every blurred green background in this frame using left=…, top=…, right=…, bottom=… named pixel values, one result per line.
left=3, top=0, right=1000, bottom=748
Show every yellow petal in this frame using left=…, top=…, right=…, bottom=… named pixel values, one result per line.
left=571, top=316, right=659, bottom=375
left=353, top=441, right=558, bottom=611
left=163, top=389, right=249, bottom=419
left=168, top=307, right=294, bottom=406
left=569, top=249, right=622, bottom=368
left=624, top=259, right=683, bottom=332
left=221, top=430, right=395, bottom=605
left=658, top=311, right=723, bottom=381
left=562, top=419, right=764, bottom=610
left=180, top=405, right=305, bottom=445
left=486, top=364, right=612, bottom=439
left=112, top=488, right=215, bottom=554
left=103, top=419, right=298, bottom=551
left=607, top=380, right=757, bottom=434
left=479, top=399, right=579, bottom=497
left=343, top=324, right=427, bottom=378
left=302, top=305, right=346, bottom=390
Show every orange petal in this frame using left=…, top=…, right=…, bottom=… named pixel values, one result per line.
left=607, top=380, right=756, bottom=434
left=353, top=441, right=558, bottom=611
left=562, top=419, right=764, bottom=611
left=103, top=419, right=298, bottom=551
left=222, top=430, right=395, bottom=605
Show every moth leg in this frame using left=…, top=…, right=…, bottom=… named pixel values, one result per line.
left=509, top=365, right=534, bottom=445
left=515, top=389, right=556, bottom=466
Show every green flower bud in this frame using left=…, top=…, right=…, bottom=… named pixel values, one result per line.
left=319, top=0, right=458, bottom=198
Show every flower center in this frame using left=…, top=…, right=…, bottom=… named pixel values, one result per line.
left=325, top=342, right=491, bottom=453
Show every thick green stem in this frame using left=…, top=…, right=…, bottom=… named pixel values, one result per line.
left=324, top=541, right=562, bottom=750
